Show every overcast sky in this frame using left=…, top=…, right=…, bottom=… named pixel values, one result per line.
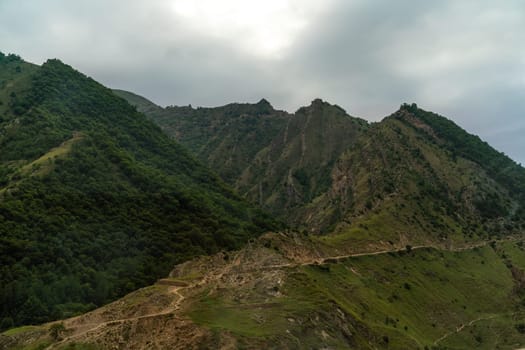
left=1, top=0, right=524, bottom=164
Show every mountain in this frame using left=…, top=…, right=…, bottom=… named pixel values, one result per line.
left=114, top=91, right=370, bottom=232
left=112, top=90, right=291, bottom=186
left=0, top=53, right=276, bottom=330
left=118, top=93, right=524, bottom=245
left=312, top=103, right=525, bottom=250
left=2, top=56, right=525, bottom=349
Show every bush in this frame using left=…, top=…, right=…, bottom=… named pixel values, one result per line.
left=516, top=323, right=525, bottom=334
left=49, top=322, right=66, bottom=340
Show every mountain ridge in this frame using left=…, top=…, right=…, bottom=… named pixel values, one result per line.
left=118, top=91, right=524, bottom=242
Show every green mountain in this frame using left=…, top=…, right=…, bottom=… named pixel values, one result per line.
left=113, top=90, right=291, bottom=184
left=0, top=53, right=276, bottom=330
left=118, top=93, right=524, bottom=246
left=313, top=104, right=525, bottom=250
left=115, top=92, right=370, bottom=233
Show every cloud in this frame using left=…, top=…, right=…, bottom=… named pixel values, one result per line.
left=0, top=0, right=523, bottom=163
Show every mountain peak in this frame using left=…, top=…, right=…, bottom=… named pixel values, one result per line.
left=295, top=98, right=349, bottom=118
left=256, top=98, right=272, bottom=108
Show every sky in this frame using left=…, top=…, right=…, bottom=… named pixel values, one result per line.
left=1, top=0, right=524, bottom=164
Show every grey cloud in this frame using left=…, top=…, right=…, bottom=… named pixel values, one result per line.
left=0, top=0, right=523, bottom=164
left=279, top=0, right=525, bottom=163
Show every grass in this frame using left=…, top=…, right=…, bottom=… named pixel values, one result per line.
left=113, top=284, right=168, bottom=308
left=2, top=325, right=43, bottom=336
left=189, top=294, right=288, bottom=338
left=294, top=244, right=522, bottom=349
left=188, top=242, right=525, bottom=349
left=19, top=133, right=84, bottom=177
left=10, top=340, right=52, bottom=350
left=437, top=311, right=525, bottom=349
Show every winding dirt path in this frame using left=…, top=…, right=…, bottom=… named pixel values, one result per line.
left=247, top=238, right=501, bottom=272
left=43, top=235, right=522, bottom=349
left=433, top=314, right=500, bottom=346
left=45, top=285, right=188, bottom=349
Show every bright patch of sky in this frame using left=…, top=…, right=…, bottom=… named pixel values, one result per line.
left=169, top=0, right=330, bottom=58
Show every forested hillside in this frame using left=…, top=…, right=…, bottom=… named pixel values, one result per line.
left=119, top=93, right=525, bottom=243
left=0, top=53, right=276, bottom=330
left=2, top=56, right=525, bottom=350
left=315, top=105, right=525, bottom=249
left=116, top=92, right=369, bottom=232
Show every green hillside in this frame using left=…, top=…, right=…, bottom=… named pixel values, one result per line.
left=315, top=105, right=525, bottom=249
left=186, top=237, right=525, bottom=349
left=117, top=92, right=369, bottom=232
left=0, top=53, right=276, bottom=330
left=119, top=92, right=525, bottom=245
left=7, top=233, right=525, bottom=349
left=113, top=90, right=291, bottom=183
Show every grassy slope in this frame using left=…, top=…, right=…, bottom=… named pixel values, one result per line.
left=4, top=235, right=525, bottom=349
left=313, top=109, right=524, bottom=250
left=187, top=241, right=525, bottom=349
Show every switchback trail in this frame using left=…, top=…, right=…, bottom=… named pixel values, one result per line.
left=45, top=285, right=187, bottom=350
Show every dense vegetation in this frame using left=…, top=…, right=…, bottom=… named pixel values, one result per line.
left=2, top=54, right=525, bottom=349
left=400, top=103, right=525, bottom=218
left=0, top=54, right=277, bottom=330
left=113, top=90, right=291, bottom=183
left=117, top=92, right=370, bottom=232
left=315, top=106, right=525, bottom=249
left=122, top=92, right=525, bottom=245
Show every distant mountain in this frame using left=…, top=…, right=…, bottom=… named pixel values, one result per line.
left=315, top=103, right=525, bottom=248
left=118, top=93, right=524, bottom=246
left=0, top=53, right=276, bottom=330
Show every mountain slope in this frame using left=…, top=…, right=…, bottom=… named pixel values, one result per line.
left=236, top=99, right=369, bottom=232
left=313, top=104, right=525, bottom=250
left=0, top=53, right=276, bottom=330
left=119, top=93, right=524, bottom=244
left=6, top=232, right=525, bottom=349
left=113, top=90, right=292, bottom=184
left=117, top=92, right=369, bottom=233
left=3, top=77, right=525, bottom=349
